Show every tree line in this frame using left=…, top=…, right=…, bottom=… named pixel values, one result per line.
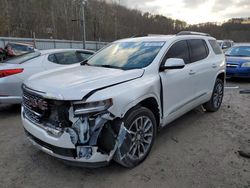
left=0, top=0, right=250, bottom=42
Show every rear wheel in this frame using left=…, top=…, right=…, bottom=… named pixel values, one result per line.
left=114, top=107, right=156, bottom=168
left=203, top=78, right=224, bottom=112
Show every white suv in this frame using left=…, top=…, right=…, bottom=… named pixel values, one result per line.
left=21, top=31, right=225, bottom=168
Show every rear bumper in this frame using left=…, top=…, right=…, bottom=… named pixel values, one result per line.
left=0, top=96, right=22, bottom=104
left=226, top=67, right=250, bottom=78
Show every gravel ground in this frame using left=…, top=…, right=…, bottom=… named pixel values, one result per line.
left=0, top=79, right=249, bottom=188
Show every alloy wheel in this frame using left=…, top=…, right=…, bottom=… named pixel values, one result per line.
left=128, top=116, right=153, bottom=160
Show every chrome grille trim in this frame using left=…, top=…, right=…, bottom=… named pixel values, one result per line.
left=22, top=88, right=49, bottom=124
left=226, top=64, right=238, bottom=68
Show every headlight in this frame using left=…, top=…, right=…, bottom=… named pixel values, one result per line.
left=241, top=62, right=250, bottom=67
left=73, top=99, right=113, bottom=115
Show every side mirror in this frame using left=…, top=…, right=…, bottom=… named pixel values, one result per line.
left=160, top=58, right=185, bottom=71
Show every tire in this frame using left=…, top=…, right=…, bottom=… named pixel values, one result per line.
left=203, top=78, right=224, bottom=112
left=114, top=106, right=157, bottom=168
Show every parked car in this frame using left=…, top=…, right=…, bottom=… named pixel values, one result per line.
left=0, top=49, right=94, bottom=104
left=225, top=44, right=250, bottom=78
left=217, top=40, right=234, bottom=52
left=21, top=31, right=225, bottom=168
left=4, top=42, right=36, bottom=57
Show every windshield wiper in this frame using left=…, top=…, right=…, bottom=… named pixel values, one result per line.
left=236, top=55, right=249, bottom=57
left=80, top=59, right=90, bottom=66
left=99, top=64, right=123, bottom=69
left=226, top=54, right=250, bottom=57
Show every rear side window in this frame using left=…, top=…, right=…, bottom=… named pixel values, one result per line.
left=209, top=40, right=223, bottom=54
left=188, top=39, right=209, bottom=63
left=165, top=40, right=190, bottom=64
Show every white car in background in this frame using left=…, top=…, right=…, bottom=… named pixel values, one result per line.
left=0, top=49, right=94, bottom=104
left=217, top=40, right=234, bottom=52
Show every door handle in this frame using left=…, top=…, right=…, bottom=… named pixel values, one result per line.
left=212, top=64, right=217, bottom=68
left=189, top=70, right=196, bottom=75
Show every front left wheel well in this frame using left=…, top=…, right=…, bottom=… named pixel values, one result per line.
left=138, top=97, right=160, bottom=127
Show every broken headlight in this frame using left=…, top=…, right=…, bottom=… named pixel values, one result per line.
left=73, top=99, right=113, bottom=116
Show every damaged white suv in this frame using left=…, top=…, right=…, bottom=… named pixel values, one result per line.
left=22, top=31, right=225, bottom=168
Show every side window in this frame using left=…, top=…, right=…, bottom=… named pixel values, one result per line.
left=48, top=54, right=57, bottom=63
left=77, top=51, right=93, bottom=61
left=52, top=51, right=80, bottom=65
left=164, top=40, right=190, bottom=64
left=188, top=39, right=209, bottom=63
left=209, top=40, right=223, bottom=55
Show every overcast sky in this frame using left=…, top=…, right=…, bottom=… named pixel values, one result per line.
left=116, top=0, right=250, bottom=24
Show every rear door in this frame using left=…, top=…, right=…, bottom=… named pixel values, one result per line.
left=187, top=39, right=212, bottom=97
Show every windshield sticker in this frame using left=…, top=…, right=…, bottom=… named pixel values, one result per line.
left=144, top=42, right=165, bottom=47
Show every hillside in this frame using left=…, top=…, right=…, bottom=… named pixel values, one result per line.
left=0, top=0, right=249, bottom=42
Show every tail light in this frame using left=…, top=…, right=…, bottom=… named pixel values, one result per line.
left=0, top=69, right=24, bottom=78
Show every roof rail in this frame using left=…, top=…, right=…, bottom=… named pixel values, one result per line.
left=177, top=31, right=211, bottom=37
left=131, top=34, right=149, bottom=38
left=131, top=34, right=166, bottom=38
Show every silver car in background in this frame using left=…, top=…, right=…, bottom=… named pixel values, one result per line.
left=0, top=49, right=94, bottom=104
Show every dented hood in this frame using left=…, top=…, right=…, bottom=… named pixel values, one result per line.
left=24, top=65, right=144, bottom=100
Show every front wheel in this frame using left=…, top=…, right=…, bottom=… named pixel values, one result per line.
left=203, top=78, right=224, bottom=112
left=114, top=107, right=156, bottom=168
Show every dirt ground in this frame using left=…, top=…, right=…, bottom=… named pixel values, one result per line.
left=0, top=79, right=249, bottom=188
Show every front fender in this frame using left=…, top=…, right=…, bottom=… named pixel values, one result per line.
left=85, top=75, right=161, bottom=118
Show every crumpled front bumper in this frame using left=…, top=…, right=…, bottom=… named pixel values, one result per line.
left=22, top=107, right=131, bottom=167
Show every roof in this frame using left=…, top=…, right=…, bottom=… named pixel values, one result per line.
left=117, top=35, right=215, bottom=43
left=39, top=48, right=95, bottom=55
left=117, top=35, right=176, bottom=42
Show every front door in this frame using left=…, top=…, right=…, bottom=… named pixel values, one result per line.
left=159, top=40, right=199, bottom=118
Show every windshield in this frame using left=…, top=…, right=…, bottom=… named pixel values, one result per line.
left=9, top=43, right=34, bottom=51
left=225, top=46, right=250, bottom=57
left=88, top=41, right=165, bottom=70
left=4, top=52, right=41, bottom=64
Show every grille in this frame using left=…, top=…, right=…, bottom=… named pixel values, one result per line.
left=23, top=89, right=49, bottom=124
